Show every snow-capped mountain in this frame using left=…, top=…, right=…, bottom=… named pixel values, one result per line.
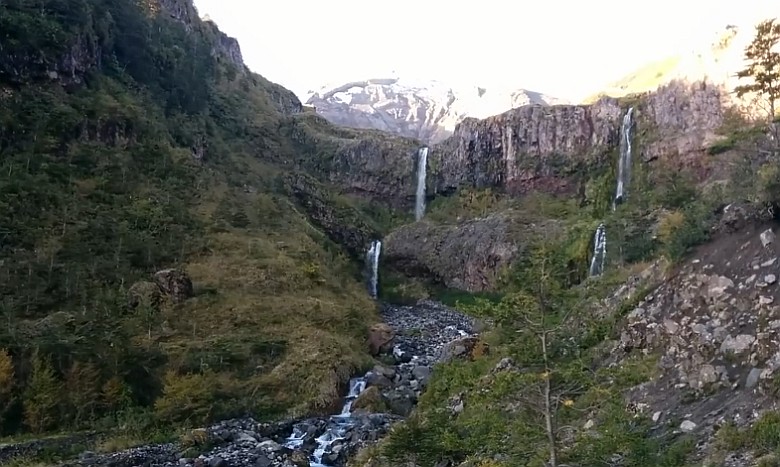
left=304, top=78, right=569, bottom=143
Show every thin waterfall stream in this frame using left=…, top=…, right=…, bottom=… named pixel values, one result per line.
left=589, top=223, right=607, bottom=277
left=613, top=107, right=634, bottom=209
left=366, top=240, right=381, bottom=299
left=415, top=147, right=428, bottom=221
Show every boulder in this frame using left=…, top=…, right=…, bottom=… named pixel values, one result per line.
left=439, top=337, right=489, bottom=363
left=289, top=450, right=310, bottom=467
left=352, top=386, right=389, bottom=414
left=367, top=323, right=395, bottom=356
left=127, top=281, right=162, bottom=310
left=153, top=268, right=194, bottom=303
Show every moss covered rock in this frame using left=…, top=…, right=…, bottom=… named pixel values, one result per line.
left=352, top=386, right=389, bottom=414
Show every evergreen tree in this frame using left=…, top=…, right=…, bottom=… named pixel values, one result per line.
left=23, top=350, right=62, bottom=433
left=735, top=18, right=780, bottom=144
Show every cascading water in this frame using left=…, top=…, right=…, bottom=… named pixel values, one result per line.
left=414, top=147, right=428, bottom=221
left=366, top=240, right=381, bottom=299
left=589, top=223, right=607, bottom=277
left=613, top=107, right=634, bottom=209
left=284, top=377, right=367, bottom=467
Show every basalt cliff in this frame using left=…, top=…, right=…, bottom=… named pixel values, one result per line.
left=312, top=79, right=728, bottom=209
left=308, top=79, right=732, bottom=293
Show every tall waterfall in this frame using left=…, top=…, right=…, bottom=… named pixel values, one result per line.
left=415, top=147, right=428, bottom=221
left=284, top=377, right=367, bottom=467
left=589, top=223, right=607, bottom=277
left=366, top=240, right=381, bottom=298
left=613, top=107, right=634, bottom=208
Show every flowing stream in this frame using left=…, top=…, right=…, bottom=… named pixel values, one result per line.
left=283, top=378, right=367, bottom=466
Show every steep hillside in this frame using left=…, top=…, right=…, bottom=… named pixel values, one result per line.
left=0, top=0, right=412, bottom=446
left=305, top=78, right=567, bottom=143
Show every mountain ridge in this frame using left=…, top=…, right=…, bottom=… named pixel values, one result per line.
left=304, top=77, right=568, bottom=143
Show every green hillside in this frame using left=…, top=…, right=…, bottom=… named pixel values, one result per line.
left=0, top=0, right=388, bottom=442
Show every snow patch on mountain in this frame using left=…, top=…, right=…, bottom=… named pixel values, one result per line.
left=304, top=78, right=568, bottom=143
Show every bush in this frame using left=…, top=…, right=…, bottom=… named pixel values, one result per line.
left=154, top=371, right=229, bottom=425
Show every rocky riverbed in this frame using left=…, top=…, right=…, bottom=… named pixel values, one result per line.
left=47, top=300, right=478, bottom=467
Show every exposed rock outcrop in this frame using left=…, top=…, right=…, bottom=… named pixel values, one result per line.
left=636, top=80, right=727, bottom=164
left=283, top=172, right=379, bottom=259
left=285, top=114, right=420, bottom=208
left=439, top=336, right=489, bottom=363
left=367, top=323, right=395, bottom=356
left=310, top=79, right=732, bottom=211
left=430, top=97, right=623, bottom=196
left=383, top=214, right=559, bottom=292
left=153, top=268, right=194, bottom=304
left=0, top=29, right=101, bottom=85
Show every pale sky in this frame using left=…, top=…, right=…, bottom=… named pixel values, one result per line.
left=193, top=0, right=776, bottom=102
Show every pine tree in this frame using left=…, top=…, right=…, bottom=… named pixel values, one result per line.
left=735, top=18, right=780, bottom=144
left=468, top=243, right=588, bottom=467
left=23, top=350, right=62, bottom=433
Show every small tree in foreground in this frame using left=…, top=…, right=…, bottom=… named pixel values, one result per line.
left=735, top=18, right=780, bottom=145
left=480, top=243, right=589, bottom=467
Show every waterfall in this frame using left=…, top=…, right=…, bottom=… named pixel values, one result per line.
left=415, top=147, right=428, bottom=221
left=284, top=377, right=368, bottom=467
left=366, top=240, right=381, bottom=298
left=589, top=223, right=607, bottom=277
left=613, top=107, right=634, bottom=209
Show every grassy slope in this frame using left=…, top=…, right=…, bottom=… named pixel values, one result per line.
left=0, top=0, right=383, bottom=444
left=582, top=56, right=682, bottom=103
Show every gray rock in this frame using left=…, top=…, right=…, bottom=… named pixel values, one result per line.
left=680, top=420, right=697, bottom=432
left=761, top=229, right=776, bottom=248
left=746, top=368, right=764, bottom=389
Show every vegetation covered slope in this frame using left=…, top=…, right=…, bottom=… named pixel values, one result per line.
left=354, top=20, right=780, bottom=467
left=356, top=120, right=780, bottom=467
left=0, top=0, right=392, bottom=441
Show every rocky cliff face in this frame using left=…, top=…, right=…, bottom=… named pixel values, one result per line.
left=383, top=214, right=560, bottom=292
left=285, top=114, right=420, bottom=209
left=638, top=80, right=727, bottom=165
left=430, top=98, right=624, bottom=197
left=305, top=78, right=567, bottom=143
left=314, top=79, right=732, bottom=211
left=283, top=172, right=379, bottom=259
